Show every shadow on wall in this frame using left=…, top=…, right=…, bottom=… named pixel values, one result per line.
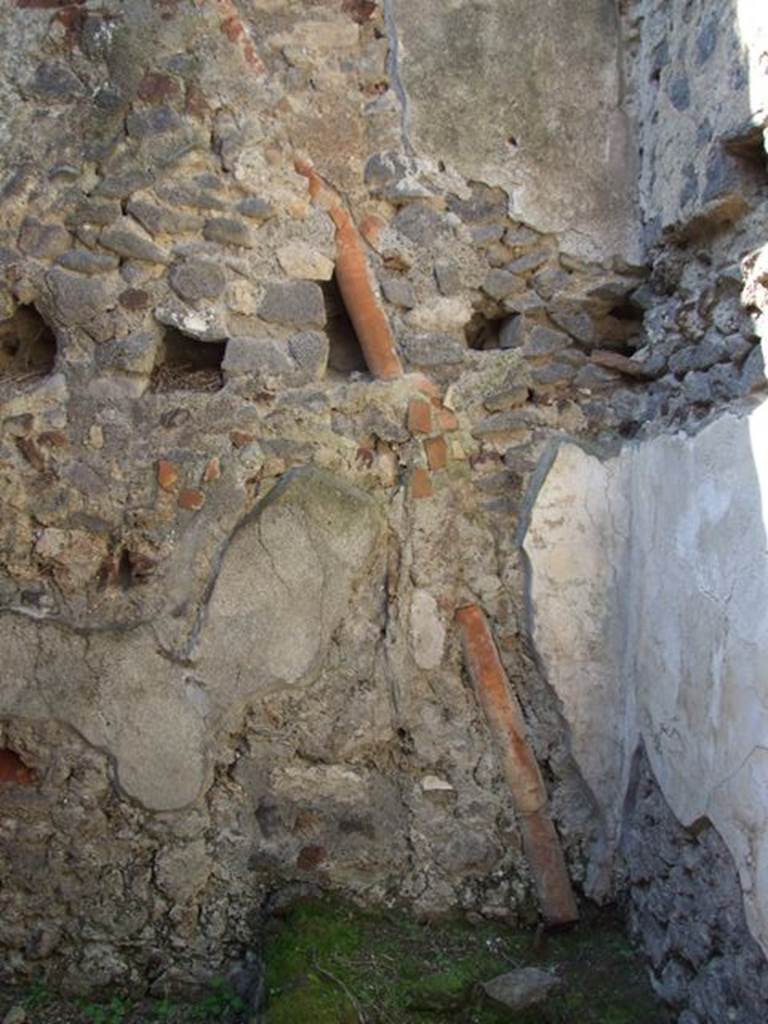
left=622, top=744, right=768, bottom=1018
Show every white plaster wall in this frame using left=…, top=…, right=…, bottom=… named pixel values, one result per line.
left=524, top=403, right=768, bottom=956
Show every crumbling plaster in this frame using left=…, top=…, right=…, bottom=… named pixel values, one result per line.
left=391, top=0, right=639, bottom=264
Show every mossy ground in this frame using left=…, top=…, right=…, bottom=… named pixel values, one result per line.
left=262, top=895, right=662, bottom=1024
left=2, top=897, right=662, bottom=1023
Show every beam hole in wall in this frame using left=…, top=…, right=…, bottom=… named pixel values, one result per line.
left=117, top=548, right=134, bottom=591
left=150, top=327, right=226, bottom=392
left=465, top=309, right=506, bottom=350
left=0, top=304, right=57, bottom=386
left=595, top=297, right=645, bottom=350
left=322, top=274, right=368, bottom=376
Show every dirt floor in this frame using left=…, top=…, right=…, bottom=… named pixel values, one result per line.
left=1, top=896, right=664, bottom=1024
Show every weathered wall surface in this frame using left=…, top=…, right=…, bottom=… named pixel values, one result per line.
left=392, top=0, right=638, bottom=262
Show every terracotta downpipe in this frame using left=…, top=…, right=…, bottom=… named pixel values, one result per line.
left=455, top=603, right=578, bottom=926
left=294, top=159, right=404, bottom=381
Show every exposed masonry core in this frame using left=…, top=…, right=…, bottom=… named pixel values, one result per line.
left=0, top=0, right=766, bottom=1019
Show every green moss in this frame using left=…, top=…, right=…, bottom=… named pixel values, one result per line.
left=262, top=895, right=660, bottom=1024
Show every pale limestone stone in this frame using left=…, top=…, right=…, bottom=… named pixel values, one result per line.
left=410, top=589, right=446, bottom=670
left=88, top=424, right=104, bottom=449
left=421, top=775, right=454, bottom=792
left=269, top=20, right=359, bottom=52
left=277, top=241, right=334, bottom=281
left=405, top=296, right=472, bottom=333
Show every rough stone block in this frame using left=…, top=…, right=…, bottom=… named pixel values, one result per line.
left=222, top=335, right=295, bottom=380
left=258, top=281, right=325, bottom=328
left=96, top=332, right=158, bottom=376
left=169, top=260, right=227, bottom=302
left=155, top=298, right=229, bottom=341
left=380, top=276, right=416, bottom=308
left=522, top=325, right=571, bottom=357
left=203, top=217, right=253, bottom=248
left=402, top=333, right=467, bottom=369
left=56, top=251, right=119, bottom=276
left=277, top=242, right=334, bottom=281
left=68, top=199, right=122, bottom=229
left=434, top=258, right=461, bottom=295
left=28, top=61, right=85, bottom=101
left=100, top=219, right=170, bottom=264
left=45, top=267, right=116, bottom=327
left=237, top=196, right=275, bottom=222
left=18, top=218, right=70, bottom=260
left=288, top=331, right=329, bottom=381
left=482, top=269, right=523, bottom=301
left=127, top=198, right=202, bottom=237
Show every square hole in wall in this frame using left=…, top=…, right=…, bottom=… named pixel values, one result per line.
left=0, top=304, right=57, bottom=386
left=150, top=327, right=226, bottom=392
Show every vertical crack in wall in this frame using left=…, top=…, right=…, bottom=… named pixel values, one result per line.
left=382, top=0, right=414, bottom=157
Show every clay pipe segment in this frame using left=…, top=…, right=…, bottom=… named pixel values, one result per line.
left=455, top=603, right=579, bottom=926
left=455, top=603, right=546, bottom=814
left=294, top=159, right=404, bottom=382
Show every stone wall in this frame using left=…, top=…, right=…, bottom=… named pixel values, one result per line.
left=1, top=0, right=767, bottom=1015
left=0, top=0, right=644, bottom=993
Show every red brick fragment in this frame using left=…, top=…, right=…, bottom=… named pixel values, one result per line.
left=230, top=430, right=254, bottom=448
left=184, top=82, right=209, bottom=121
left=296, top=845, right=326, bottom=870
left=157, top=459, right=179, bottom=491
left=424, top=435, right=448, bottom=471
left=0, top=749, right=34, bottom=786
left=412, top=373, right=441, bottom=399
left=359, top=213, right=386, bottom=250
left=355, top=446, right=375, bottom=468
left=220, top=15, right=243, bottom=41
left=137, top=71, right=179, bottom=103
left=119, top=288, right=150, bottom=311
left=38, top=430, right=68, bottom=448
left=178, top=488, right=205, bottom=511
left=53, top=4, right=87, bottom=39
left=16, top=437, right=45, bottom=471
left=407, top=398, right=432, bottom=435
left=410, top=467, right=433, bottom=499
left=438, top=407, right=459, bottom=431
left=342, top=0, right=378, bottom=24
